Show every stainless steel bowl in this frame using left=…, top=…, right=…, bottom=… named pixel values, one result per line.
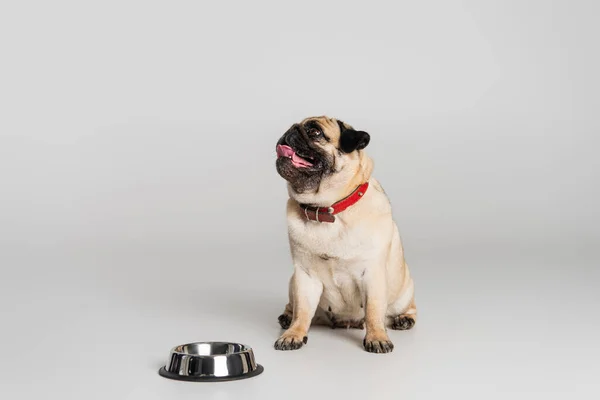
left=158, top=342, right=264, bottom=382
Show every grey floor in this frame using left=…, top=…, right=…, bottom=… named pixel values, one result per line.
left=1, top=1, right=599, bottom=399
left=2, top=239, right=598, bottom=399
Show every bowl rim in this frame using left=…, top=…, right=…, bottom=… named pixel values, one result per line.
left=169, top=341, right=253, bottom=356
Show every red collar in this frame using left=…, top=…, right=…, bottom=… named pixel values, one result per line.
left=300, top=182, right=369, bottom=223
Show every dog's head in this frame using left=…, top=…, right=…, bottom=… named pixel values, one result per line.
left=275, top=116, right=371, bottom=198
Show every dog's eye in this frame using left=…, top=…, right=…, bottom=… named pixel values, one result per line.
left=308, top=128, right=323, bottom=138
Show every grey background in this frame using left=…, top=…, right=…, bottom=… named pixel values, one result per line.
left=1, top=1, right=599, bottom=399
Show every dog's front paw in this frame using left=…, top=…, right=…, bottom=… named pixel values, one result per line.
left=274, top=330, right=308, bottom=351
left=363, top=333, right=394, bottom=354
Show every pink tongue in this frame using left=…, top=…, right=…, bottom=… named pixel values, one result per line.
left=276, top=145, right=313, bottom=168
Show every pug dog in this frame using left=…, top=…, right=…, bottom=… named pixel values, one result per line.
left=274, top=116, right=417, bottom=354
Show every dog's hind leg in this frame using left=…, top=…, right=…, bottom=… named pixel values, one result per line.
left=277, top=275, right=295, bottom=329
left=278, top=302, right=293, bottom=329
left=390, top=298, right=417, bottom=330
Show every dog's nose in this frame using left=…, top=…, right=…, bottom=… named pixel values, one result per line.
left=288, top=130, right=305, bottom=148
left=278, top=132, right=291, bottom=146
left=279, top=125, right=295, bottom=144
left=278, top=125, right=308, bottom=151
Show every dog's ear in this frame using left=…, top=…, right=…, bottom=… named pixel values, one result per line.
left=338, top=120, right=370, bottom=153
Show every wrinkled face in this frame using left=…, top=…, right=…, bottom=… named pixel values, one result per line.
left=275, top=116, right=370, bottom=193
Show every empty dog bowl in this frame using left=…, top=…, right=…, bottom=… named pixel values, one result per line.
left=158, top=342, right=264, bottom=382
